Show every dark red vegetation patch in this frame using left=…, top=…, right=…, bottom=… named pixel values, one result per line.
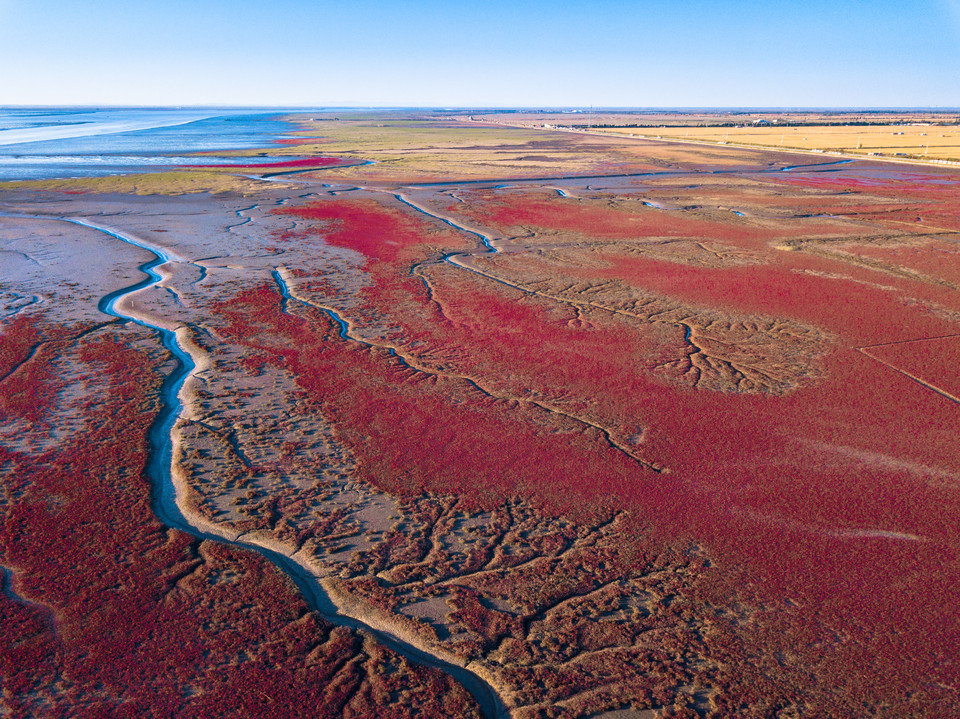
left=774, top=170, right=960, bottom=232
left=0, top=313, right=42, bottom=378
left=848, top=239, right=960, bottom=286
left=258, top=184, right=960, bottom=714
left=190, top=156, right=352, bottom=170
left=0, top=326, right=479, bottom=718
left=276, top=198, right=471, bottom=265
left=862, top=334, right=960, bottom=400
left=212, top=283, right=647, bottom=522
left=274, top=137, right=326, bottom=146
left=578, top=249, right=959, bottom=346
left=209, top=271, right=960, bottom=715
left=447, top=190, right=789, bottom=244
left=0, top=314, right=64, bottom=424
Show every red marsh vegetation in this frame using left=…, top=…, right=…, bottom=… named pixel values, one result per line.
left=0, top=313, right=82, bottom=425
left=0, top=323, right=479, bottom=718
left=275, top=137, right=326, bottom=145
left=210, top=276, right=960, bottom=715
left=774, top=169, right=960, bottom=232
left=190, top=156, right=353, bottom=170
left=443, top=189, right=864, bottom=249
left=277, top=198, right=470, bottom=265
left=261, top=185, right=960, bottom=714
left=862, top=334, right=960, bottom=399
left=843, top=239, right=960, bottom=287
left=577, top=250, right=959, bottom=344
left=449, top=190, right=773, bottom=242
left=212, top=282, right=647, bottom=521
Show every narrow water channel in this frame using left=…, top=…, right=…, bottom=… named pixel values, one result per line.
left=2, top=212, right=505, bottom=719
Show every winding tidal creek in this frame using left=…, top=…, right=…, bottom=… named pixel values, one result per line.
left=3, top=212, right=505, bottom=719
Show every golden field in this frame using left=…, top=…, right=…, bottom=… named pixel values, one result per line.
left=595, top=123, right=960, bottom=162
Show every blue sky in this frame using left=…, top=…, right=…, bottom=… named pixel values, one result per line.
left=1, top=0, right=958, bottom=106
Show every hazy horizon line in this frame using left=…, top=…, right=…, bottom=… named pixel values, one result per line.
left=3, top=105, right=960, bottom=113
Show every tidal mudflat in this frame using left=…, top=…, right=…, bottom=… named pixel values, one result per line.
left=2, top=110, right=959, bottom=718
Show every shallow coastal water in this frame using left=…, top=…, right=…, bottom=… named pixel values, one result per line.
left=0, top=108, right=306, bottom=180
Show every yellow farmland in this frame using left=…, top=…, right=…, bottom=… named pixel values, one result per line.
left=597, top=124, right=960, bottom=162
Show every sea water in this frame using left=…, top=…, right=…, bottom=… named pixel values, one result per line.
left=0, top=108, right=308, bottom=180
